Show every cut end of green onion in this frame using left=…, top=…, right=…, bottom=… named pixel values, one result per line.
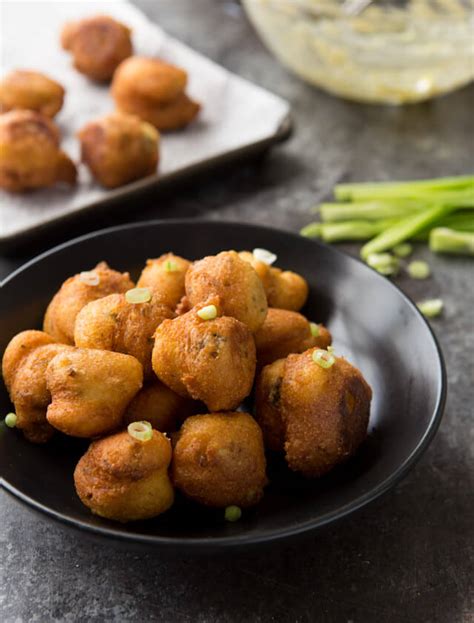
left=127, top=421, right=153, bottom=441
left=197, top=304, right=218, bottom=320
left=5, top=412, right=17, bottom=428
left=79, top=271, right=100, bottom=286
left=300, top=223, right=323, bottom=238
left=327, top=345, right=335, bottom=354
left=312, top=349, right=336, bottom=369
left=408, top=260, right=431, bottom=280
left=366, top=253, right=400, bottom=276
left=309, top=322, right=320, bottom=337
left=393, top=243, right=413, bottom=258
left=125, top=287, right=152, bottom=304
left=164, top=260, right=179, bottom=272
left=224, top=505, right=242, bottom=522
left=252, top=248, right=277, bottom=265
left=416, top=299, right=443, bottom=318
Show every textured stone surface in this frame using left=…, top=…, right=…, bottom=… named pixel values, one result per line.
left=1, top=1, right=473, bottom=622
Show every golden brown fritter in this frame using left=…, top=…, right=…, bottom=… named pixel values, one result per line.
left=137, top=253, right=191, bottom=311
left=282, top=349, right=372, bottom=477
left=124, top=380, right=200, bottom=432
left=0, top=70, right=64, bottom=117
left=172, top=412, right=267, bottom=508
left=239, top=251, right=309, bottom=312
left=46, top=348, right=143, bottom=438
left=61, top=15, right=133, bottom=82
left=111, top=56, right=200, bottom=131
left=254, top=358, right=286, bottom=452
left=152, top=304, right=256, bottom=411
left=256, top=350, right=372, bottom=472
left=255, top=308, right=331, bottom=368
left=74, top=429, right=173, bottom=521
left=1, top=330, right=74, bottom=443
left=0, top=110, right=76, bottom=192
left=185, top=251, right=268, bottom=333
left=43, top=262, right=134, bottom=345
left=74, top=290, right=174, bottom=378
left=78, top=112, right=159, bottom=188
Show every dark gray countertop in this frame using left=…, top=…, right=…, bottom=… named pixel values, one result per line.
left=1, top=1, right=473, bottom=621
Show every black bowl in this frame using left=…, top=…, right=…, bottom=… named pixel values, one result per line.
left=0, top=220, right=446, bottom=551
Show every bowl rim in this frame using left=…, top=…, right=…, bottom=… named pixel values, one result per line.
left=0, top=219, right=447, bottom=549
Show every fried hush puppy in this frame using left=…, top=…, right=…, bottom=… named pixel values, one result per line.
left=185, top=251, right=268, bottom=333
left=74, top=428, right=173, bottom=522
left=239, top=251, right=309, bottom=312
left=137, top=253, right=191, bottom=311
left=111, top=57, right=200, bottom=131
left=78, top=112, right=159, bottom=188
left=254, top=358, right=286, bottom=452
left=255, top=308, right=332, bottom=368
left=0, top=70, right=64, bottom=118
left=172, top=412, right=267, bottom=508
left=124, top=380, right=200, bottom=432
left=46, top=348, right=142, bottom=438
left=256, top=348, right=372, bottom=476
left=0, top=110, right=76, bottom=192
left=74, top=290, right=174, bottom=378
left=1, top=330, right=74, bottom=443
left=44, top=262, right=134, bottom=345
left=152, top=304, right=256, bottom=411
left=61, top=15, right=133, bottom=82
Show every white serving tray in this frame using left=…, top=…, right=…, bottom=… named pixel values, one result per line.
left=0, top=0, right=291, bottom=248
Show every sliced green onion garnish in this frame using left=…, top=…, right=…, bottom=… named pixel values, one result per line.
left=164, top=260, right=179, bottom=272
left=393, top=243, right=413, bottom=258
left=309, top=322, right=320, bottom=337
left=79, top=271, right=100, bottom=286
left=127, top=421, right=153, bottom=441
left=408, top=260, right=431, bottom=279
left=252, top=248, right=277, bottom=265
left=366, top=253, right=400, bottom=276
left=312, top=349, right=336, bottom=369
left=197, top=304, right=217, bottom=320
left=224, top=505, right=242, bottom=522
left=327, top=345, right=335, bottom=354
left=416, top=299, right=443, bottom=318
left=5, top=412, right=17, bottom=428
left=125, top=287, right=151, bottom=304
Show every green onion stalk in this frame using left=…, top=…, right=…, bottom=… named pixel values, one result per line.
left=334, top=175, right=474, bottom=201
left=429, top=228, right=474, bottom=256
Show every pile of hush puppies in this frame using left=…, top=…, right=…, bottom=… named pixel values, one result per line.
left=2, top=249, right=372, bottom=524
left=0, top=15, right=200, bottom=192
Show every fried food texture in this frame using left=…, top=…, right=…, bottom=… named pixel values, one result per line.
left=256, top=348, right=372, bottom=476
left=1, top=330, right=74, bottom=443
left=0, top=70, right=64, bottom=117
left=137, top=253, right=191, bottom=311
left=111, top=56, right=200, bottom=130
left=152, top=304, right=256, bottom=411
left=78, top=112, right=159, bottom=188
left=61, top=15, right=133, bottom=81
left=74, top=290, right=174, bottom=378
left=255, top=308, right=331, bottom=368
left=254, top=358, right=286, bottom=452
left=124, top=380, right=200, bottom=432
left=43, top=262, right=134, bottom=345
left=74, top=429, right=173, bottom=521
left=239, top=251, right=309, bottom=311
left=0, top=110, right=76, bottom=192
left=185, top=251, right=268, bottom=333
left=46, top=348, right=143, bottom=438
left=172, top=412, right=267, bottom=508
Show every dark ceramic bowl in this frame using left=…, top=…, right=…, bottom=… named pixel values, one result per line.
left=0, top=220, right=446, bottom=551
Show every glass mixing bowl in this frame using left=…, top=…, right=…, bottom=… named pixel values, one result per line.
left=242, top=0, right=474, bottom=104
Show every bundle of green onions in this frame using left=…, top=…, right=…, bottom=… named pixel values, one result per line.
left=301, top=175, right=474, bottom=260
